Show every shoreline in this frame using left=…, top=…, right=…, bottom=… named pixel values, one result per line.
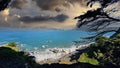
left=29, top=44, right=89, bottom=64
left=0, top=43, right=90, bottom=64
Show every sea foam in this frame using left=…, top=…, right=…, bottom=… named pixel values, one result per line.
left=29, top=44, right=89, bottom=62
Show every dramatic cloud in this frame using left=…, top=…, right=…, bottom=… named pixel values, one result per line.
left=0, top=0, right=101, bottom=29
left=1, top=8, right=10, bottom=21
left=10, top=0, right=27, bottom=9
left=32, top=0, right=89, bottom=12
left=19, top=14, right=69, bottom=23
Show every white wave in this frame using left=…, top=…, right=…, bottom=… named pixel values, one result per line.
left=29, top=44, right=89, bottom=62
left=0, top=41, right=8, bottom=46
left=0, top=42, right=90, bottom=63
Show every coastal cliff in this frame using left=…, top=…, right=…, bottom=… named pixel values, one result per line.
left=0, top=35, right=120, bottom=68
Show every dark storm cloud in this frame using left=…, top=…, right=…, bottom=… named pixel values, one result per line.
left=0, top=0, right=96, bottom=29
left=32, top=0, right=66, bottom=12
left=10, top=0, right=27, bottom=9
left=32, top=0, right=88, bottom=11
left=19, top=14, right=69, bottom=23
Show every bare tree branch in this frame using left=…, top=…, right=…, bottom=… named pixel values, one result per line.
left=0, top=0, right=11, bottom=11
left=87, top=0, right=119, bottom=8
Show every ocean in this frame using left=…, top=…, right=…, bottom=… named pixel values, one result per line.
left=0, top=30, right=92, bottom=50
left=0, top=30, right=114, bottom=61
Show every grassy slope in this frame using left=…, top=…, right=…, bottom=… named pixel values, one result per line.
left=78, top=35, right=120, bottom=66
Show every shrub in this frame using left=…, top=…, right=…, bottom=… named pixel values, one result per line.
left=78, top=36, right=120, bottom=65
left=78, top=53, right=99, bottom=65
left=5, top=42, right=19, bottom=51
left=7, top=42, right=17, bottom=47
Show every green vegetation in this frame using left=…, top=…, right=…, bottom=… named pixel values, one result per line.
left=4, top=42, right=19, bottom=51
left=79, top=53, right=99, bottom=65
left=7, top=42, right=17, bottom=47
left=0, top=42, right=37, bottom=68
left=0, top=36, right=120, bottom=68
left=78, top=34, right=120, bottom=66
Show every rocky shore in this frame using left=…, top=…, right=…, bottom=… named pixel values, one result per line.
left=1, top=35, right=120, bottom=68
left=29, top=45, right=89, bottom=64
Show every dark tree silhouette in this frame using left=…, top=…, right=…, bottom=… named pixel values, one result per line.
left=0, top=0, right=11, bottom=11
left=87, top=0, right=118, bottom=7
left=75, top=0, right=120, bottom=39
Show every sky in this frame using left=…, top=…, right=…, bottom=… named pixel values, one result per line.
left=0, top=0, right=105, bottom=29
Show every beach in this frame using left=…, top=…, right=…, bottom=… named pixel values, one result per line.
left=29, top=44, right=89, bottom=64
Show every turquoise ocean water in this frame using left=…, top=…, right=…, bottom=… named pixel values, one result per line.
left=0, top=30, right=113, bottom=51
